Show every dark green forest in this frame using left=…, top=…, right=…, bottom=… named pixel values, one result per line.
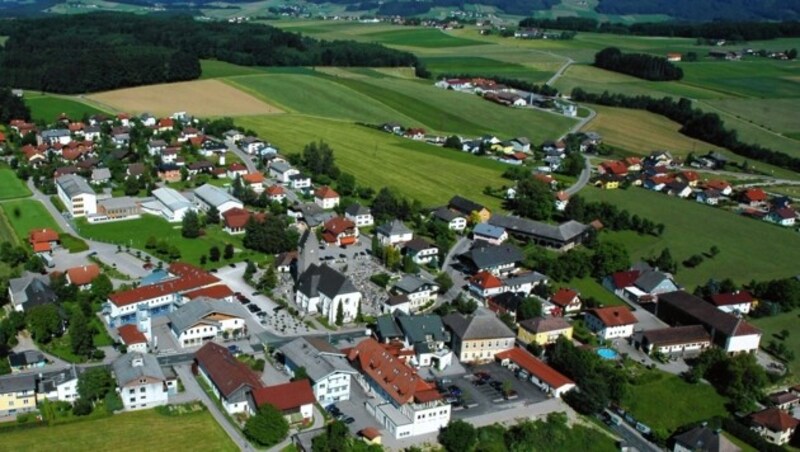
left=0, top=13, right=421, bottom=93
left=593, top=47, right=683, bottom=81
left=595, top=0, right=800, bottom=22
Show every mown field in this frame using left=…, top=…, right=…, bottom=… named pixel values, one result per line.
left=237, top=114, right=508, bottom=209
left=582, top=187, right=800, bottom=289
left=422, top=56, right=553, bottom=84
left=752, top=309, right=800, bottom=381
left=0, top=199, right=88, bottom=253
left=0, top=168, right=31, bottom=199
left=363, top=27, right=488, bottom=48
left=0, top=408, right=236, bottom=451
left=24, top=94, right=108, bottom=123
left=199, top=59, right=268, bottom=79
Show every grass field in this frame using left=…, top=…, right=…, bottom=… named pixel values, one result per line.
left=422, top=56, right=553, bottom=83
left=582, top=187, right=800, bottom=288
left=87, top=79, right=282, bottom=117
left=566, top=277, right=626, bottom=307
left=199, top=59, right=267, bottom=79
left=623, top=371, right=728, bottom=433
left=0, top=408, right=236, bottom=451
left=24, top=94, right=108, bottom=124
left=0, top=199, right=88, bottom=253
left=752, top=309, right=800, bottom=381
left=237, top=114, right=508, bottom=209
left=0, top=168, right=31, bottom=199
left=363, top=27, right=488, bottom=48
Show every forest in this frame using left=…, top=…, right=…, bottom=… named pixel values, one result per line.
left=595, top=0, right=800, bottom=22
left=594, top=47, right=683, bottom=81
left=570, top=88, right=800, bottom=173
left=310, top=0, right=557, bottom=16
left=518, top=17, right=800, bottom=41
left=0, top=88, right=31, bottom=123
left=0, top=13, right=421, bottom=93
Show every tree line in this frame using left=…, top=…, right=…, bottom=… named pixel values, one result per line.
left=0, top=88, right=30, bottom=123
left=309, top=0, right=557, bottom=16
left=0, top=13, right=423, bottom=93
left=570, top=88, right=800, bottom=173
left=436, top=73, right=559, bottom=96
left=519, top=17, right=800, bottom=41
left=594, top=0, right=800, bottom=23
left=594, top=47, right=683, bottom=81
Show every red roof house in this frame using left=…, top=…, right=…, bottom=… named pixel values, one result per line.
left=252, top=379, right=315, bottom=423
left=742, top=188, right=768, bottom=205
left=495, top=347, right=575, bottom=397
left=585, top=306, right=637, bottom=339
left=321, top=217, right=358, bottom=246
left=108, top=263, right=219, bottom=308
left=28, top=228, right=60, bottom=253
left=182, top=284, right=235, bottom=301
left=66, top=264, right=100, bottom=288
left=117, top=324, right=148, bottom=350
left=749, top=408, right=800, bottom=445
left=599, top=160, right=628, bottom=176
left=550, top=288, right=581, bottom=314
left=195, top=342, right=263, bottom=414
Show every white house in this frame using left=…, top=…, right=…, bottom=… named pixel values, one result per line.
left=117, top=324, right=149, bottom=353
left=269, top=161, right=299, bottom=183
left=402, top=238, right=439, bottom=266
left=239, top=137, right=265, bottom=154
left=496, top=347, right=576, bottom=398
left=585, top=307, right=637, bottom=340
left=391, top=276, right=439, bottom=312
left=289, top=174, right=312, bottom=190
left=56, top=174, right=97, bottom=217
left=432, top=207, right=467, bottom=232
left=194, top=184, right=243, bottom=215
left=112, top=353, right=168, bottom=411
left=295, top=264, right=361, bottom=325
left=749, top=408, right=800, bottom=446
left=344, top=203, right=374, bottom=227
left=314, top=186, right=340, bottom=210
left=708, top=291, right=756, bottom=315
left=472, top=223, right=508, bottom=245
left=279, top=337, right=358, bottom=407
left=38, top=367, right=80, bottom=403
left=167, top=298, right=248, bottom=348
left=41, top=129, right=71, bottom=146
left=376, top=220, right=413, bottom=247
left=143, top=187, right=194, bottom=223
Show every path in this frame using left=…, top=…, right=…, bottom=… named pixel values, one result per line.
left=224, top=138, right=258, bottom=173
left=546, top=57, right=574, bottom=86
left=561, top=107, right=597, bottom=196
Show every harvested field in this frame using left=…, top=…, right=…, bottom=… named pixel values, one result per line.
left=87, top=79, right=282, bottom=117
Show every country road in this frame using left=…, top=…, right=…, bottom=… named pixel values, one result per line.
left=546, top=57, right=574, bottom=86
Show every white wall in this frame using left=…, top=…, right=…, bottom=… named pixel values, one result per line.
left=725, top=334, right=761, bottom=354
left=120, top=382, right=168, bottom=411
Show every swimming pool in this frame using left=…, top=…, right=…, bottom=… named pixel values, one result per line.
left=597, top=348, right=619, bottom=360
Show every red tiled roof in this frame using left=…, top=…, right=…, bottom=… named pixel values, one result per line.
left=322, top=217, right=356, bottom=243
left=588, top=306, right=637, bottom=327
left=709, top=291, right=755, bottom=307
left=33, top=242, right=51, bottom=253
left=117, top=324, right=147, bottom=345
left=267, top=185, right=284, bottom=196
left=252, top=379, right=315, bottom=412
left=359, top=427, right=382, bottom=440
left=534, top=174, right=554, bottom=184
left=195, top=342, right=263, bottom=398
left=624, top=157, right=641, bottom=166
left=470, top=271, right=503, bottom=289
left=183, top=284, right=234, bottom=300
left=242, top=172, right=265, bottom=184
left=29, top=228, right=59, bottom=244
left=228, top=163, right=246, bottom=172
left=109, top=263, right=219, bottom=307
left=67, top=264, right=100, bottom=286
left=158, top=118, right=174, bottom=128
left=750, top=408, right=800, bottom=432
left=600, top=160, right=628, bottom=175
left=315, top=186, right=339, bottom=199
left=347, top=338, right=438, bottom=405
left=611, top=270, right=640, bottom=289
left=0, top=132, right=5, bottom=142
left=772, top=207, right=796, bottom=220
left=222, top=207, right=251, bottom=229
left=496, top=347, right=574, bottom=390
left=743, top=188, right=768, bottom=202
left=680, top=170, right=699, bottom=182
left=550, top=288, right=579, bottom=308
left=705, top=180, right=730, bottom=191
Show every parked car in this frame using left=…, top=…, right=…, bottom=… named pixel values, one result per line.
left=447, top=385, right=462, bottom=397
left=343, top=416, right=355, bottom=425
left=251, top=305, right=262, bottom=313
left=247, top=304, right=259, bottom=313
left=239, top=298, right=251, bottom=305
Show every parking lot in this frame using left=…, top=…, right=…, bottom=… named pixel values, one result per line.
left=446, top=362, right=549, bottom=419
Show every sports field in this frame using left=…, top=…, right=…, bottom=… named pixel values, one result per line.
left=87, top=79, right=283, bottom=117
left=0, top=168, right=31, bottom=199
left=0, top=408, right=236, bottom=451
left=581, top=187, right=800, bottom=288
left=24, top=94, right=108, bottom=123
left=237, top=114, right=507, bottom=209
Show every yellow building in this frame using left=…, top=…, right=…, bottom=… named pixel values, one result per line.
left=595, top=174, right=621, bottom=190
left=0, top=374, right=37, bottom=416
left=517, top=317, right=573, bottom=346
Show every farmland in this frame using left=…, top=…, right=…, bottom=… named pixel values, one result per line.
left=0, top=408, right=236, bottom=452
left=0, top=168, right=31, bottom=199
left=422, top=56, right=554, bottom=84
left=237, top=114, right=508, bottom=209
left=364, top=27, right=489, bottom=48
left=752, top=309, right=800, bottom=381
left=581, top=187, right=800, bottom=289
left=199, top=59, right=268, bottom=79
left=86, top=79, right=282, bottom=117
left=24, top=94, right=109, bottom=123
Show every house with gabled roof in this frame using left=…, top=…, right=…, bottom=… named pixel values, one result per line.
left=443, top=313, right=515, bottom=363
left=28, top=228, right=60, bottom=254
left=195, top=342, right=263, bottom=415
left=266, top=184, right=286, bottom=203
left=473, top=223, right=508, bottom=245
left=517, top=317, right=573, bottom=346
left=448, top=196, right=490, bottom=223
left=278, top=337, right=357, bottom=407
left=749, top=408, right=799, bottom=445
left=638, top=325, right=711, bottom=356
left=117, top=324, right=148, bottom=353
left=253, top=379, right=315, bottom=424
left=550, top=288, right=582, bottom=315
left=112, top=353, right=168, bottom=411
left=8, top=273, right=57, bottom=312
left=488, top=214, right=588, bottom=251
left=295, top=264, right=361, bottom=325
left=314, top=186, right=340, bottom=209
left=496, top=347, right=575, bottom=397
left=459, top=242, right=524, bottom=275
left=390, top=275, right=439, bottom=312
left=344, top=203, right=373, bottom=227
left=167, top=298, right=248, bottom=348
left=194, top=183, right=243, bottom=215
left=402, top=238, right=438, bottom=266
left=765, top=207, right=796, bottom=227
left=585, top=306, right=637, bottom=340
left=672, top=425, right=741, bottom=452
left=741, top=188, right=768, bottom=207
left=376, top=219, right=413, bottom=247
left=321, top=216, right=359, bottom=247
left=66, top=264, right=100, bottom=290
left=707, top=291, right=756, bottom=315
left=431, top=207, right=467, bottom=232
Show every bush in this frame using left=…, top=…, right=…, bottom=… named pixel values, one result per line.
left=72, top=399, right=93, bottom=416
left=16, top=413, right=31, bottom=424
left=253, top=359, right=265, bottom=372
left=369, top=273, right=391, bottom=288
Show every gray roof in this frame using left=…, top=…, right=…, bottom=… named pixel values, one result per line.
left=673, top=426, right=740, bottom=452
left=504, top=271, right=547, bottom=287
left=152, top=187, right=192, bottom=213
left=91, top=167, right=111, bottom=181
left=111, top=353, right=165, bottom=386
left=396, top=314, right=448, bottom=344
left=392, top=275, right=436, bottom=295
left=38, top=366, right=81, bottom=393
left=473, top=223, right=506, bottom=239
left=460, top=243, right=524, bottom=270
left=448, top=196, right=485, bottom=215
left=403, top=238, right=437, bottom=253
left=9, top=273, right=56, bottom=309
left=443, top=312, right=515, bottom=340
left=432, top=207, right=462, bottom=223
left=0, top=374, right=36, bottom=394
left=41, top=129, right=70, bottom=138
left=98, top=196, right=138, bottom=211
left=278, top=337, right=355, bottom=382
left=489, top=214, right=587, bottom=243
left=634, top=270, right=673, bottom=293
left=376, top=219, right=412, bottom=237
left=56, top=174, right=95, bottom=198
left=194, top=184, right=241, bottom=209
left=344, top=203, right=370, bottom=217
left=270, top=161, right=292, bottom=174
left=297, top=264, right=359, bottom=299
left=294, top=203, right=334, bottom=228
left=167, top=298, right=248, bottom=335
left=8, top=350, right=45, bottom=367
left=375, top=314, right=403, bottom=341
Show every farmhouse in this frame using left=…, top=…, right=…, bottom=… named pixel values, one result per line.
left=495, top=347, right=575, bottom=397
left=56, top=174, right=97, bottom=217
left=638, top=325, right=712, bottom=356
left=195, top=342, right=262, bottom=415
left=707, top=290, right=756, bottom=315
left=295, top=264, right=361, bottom=325
left=585, top=307, right=637, bottom=340
left=278, top=337, right=357, bottom=407
left=488, top=215, right=588, bottom=251
left=194, top=184, right=243, bottom=214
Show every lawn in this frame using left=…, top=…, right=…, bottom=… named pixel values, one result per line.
left=236, top=114, right=509, bottom=209
left=363, top=27, right=488, bottom=48
left=622, top=371, right=728, bottom=433
left=0, top=408, right=237, bottom=451
left=752, top=309, right=800, bottom=381
left=199, top=59, right=267, bottom=79
left=422, top=56, right=553, bottom=84
left=1, top=199, right=61, bottom=238
left=581, top=187, right=800, bottom=289
left=566, top=277, right=627, bottom=307
left=24, top=94, right=108, bottom=123
left=75, top=215, right=266, bottom=268
left=0, top=168, right=31, bottom=199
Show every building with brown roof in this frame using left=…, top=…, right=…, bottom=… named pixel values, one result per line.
left=242, top=172, right=265, bottom=193
left=266, top=184, right=286, bottom=203
left=28, top=228, right=60, bottom=253
left=252, top=379, right=315, bottom=424
left=221, top=207, right=265, bottom=235
left=769, top=391, right=800, bottom=411
left=495, top=347, right=575, bottom=397
left=638, top=325, right=711, bottom=356
left=550, top=288, right=582, bottom=315
left=195, top=342, right=263, bottom=415
left=346, top=338, right=450, bottom=439
left=66, top=264, right=100, bottom=290
left=321, top=217, right=358, bottom=247
left=585, top=307, right=637, bottom=340
left=314, top=186, right=340, bottom=209
left=749, top=407, right=799, bottom=445
left=707, top=291, right=756, bottom=315
left=117, top=324, right=148, bottom=353
left=517, top=317, right=573, bottom=346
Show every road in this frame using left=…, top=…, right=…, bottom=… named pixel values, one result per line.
left=441, top=236, right=471, bottom=301
left=546, top=57, right=574, bottom=86
left=566, top=154, right=592, bottom=196
left=224, top=139, right=258, bottom=173
left=604, top=409, right=660, bottom=452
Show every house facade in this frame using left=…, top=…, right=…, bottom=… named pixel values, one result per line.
left=295, top=264, right=361, bottom=325
left=585, top=307, right=637, bottom=340
left=517, top=317, right=573, bottom=346
left=167, top=298, right=248, bottom=348
left=195, top=342, right=263, bottom=415
left=112, top=353, right=168, bottom=411
left=56, top=174, right=97, bottom=217
left=0, top=374, right=37, bottom=416
left=443, top=313, right=515, bottom=363
left=279, top=337, right=357, bottom=407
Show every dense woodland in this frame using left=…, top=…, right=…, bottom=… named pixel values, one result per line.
left=519, top=17, right=800, bottom=41
left=310, top=0, right=557, bottom=16
left=594, top=47, right=683, bottom=81
left=570, top=88, right=800, bottom=173
left=0, top=88, right=30, bottom=123
left=595, top=0, right=800, bottom=22
left=0, top=13, right=421, bottom=93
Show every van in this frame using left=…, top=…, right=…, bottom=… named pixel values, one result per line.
left=608, top=414, right=622, bottom=426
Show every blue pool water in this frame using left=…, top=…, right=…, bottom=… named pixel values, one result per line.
left=597, top=348, right=619, bottom=360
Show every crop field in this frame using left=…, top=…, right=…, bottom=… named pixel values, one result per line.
left=0, top=408, right=236, bottom=451
left=86, top=79, right=283, bottom=117
left=422, top=56, right=553, bottom=83
left=582, top=187, right=800, bottom=289
left=364, top=27, right=489, bottom=48
left=237, top=114, right=508, bottom=209
left=199, top=59, right=268, bottom=79
left=679, top=60, right=800, bottom=99
left=703, top=98, right=800, bottom=136
left=24, top=94, right=108, bottom=123
left=0, top=168, right=31, bottom=199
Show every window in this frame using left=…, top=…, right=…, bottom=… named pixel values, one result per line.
left=140, top=387, right=146, bottom=393
left=129, top=389, right=135, bottom=394
left=130, top=397, right=136, bottom=402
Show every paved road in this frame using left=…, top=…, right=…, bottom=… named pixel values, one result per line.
left=441, top=236, right=471, bottom=301
left=224, top=139, right=258, bottom=173
left=604, top=409, right=660, bottom=452
left=546, top=57, right=574, bottom=86
left=566, top=154, right=592, bottom=196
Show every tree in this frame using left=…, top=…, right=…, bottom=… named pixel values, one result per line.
left=244, top=260, right=257, bottom=281
left=209, top=246, right=221, bottom=262
left=438, top=419, right=477, bottom=452
left=335, top=302, right=344, bottom=326
left=72, top=398, right=93, bottom=416
left=77, top=367, right=114, bottom=401
left=336, top=172, right=356, bottom=197
left=443, top=135, right=461, bottom=149
left=244, top=404, right=289, bottom=447
left=123, top=176, right=139, bottom=196
left=518, top=297, right=542, bottom=321
left=292, top=366, right=309, bottom=382
left=26, top=304, right=61, bottom=343
left=591, top=241, right=630, bottom=278
left=69, top=310, right=94, bottom=357
left=653, top=248, right=677, bottom=273
left=223, top=243, right=234, bottom=260
left=383, top=245, right=401, bottom=270
left=90, top=274, right=113, bottom=303
left=181, top=210, right=201, bottom=238
left=312, top=420, right=351, bottom=452
left=258, top=267, right=277, bottom=291
left=435, top=272, right=453, bottom=294
left=145, top=236, right=157, bottom=249
left=512, top=177, right=553, bottom=221
left=206, top=205, right=219, bottom=225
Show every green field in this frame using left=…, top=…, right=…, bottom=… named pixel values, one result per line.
left=566, top=277, right=626, bottom=307
left=0, top=168, right=31, bottom=199
left=0, top=199, right=88, bottom=253
left=623, top=371, right=728, bottom=433
left=363, top=27, right=488, bottom=48
left=0, top=408, right=236, bottom=451
left=582, top=187, right=800, bottom=289
left=24, top=94, right=108, bottom=123
left=237, top=114, right=508, bottom=209
left=422, top=56, right=553, bottom=84
left=752, top=309, right=800, bottom=381
left=200, top=59, right=268, bottom=79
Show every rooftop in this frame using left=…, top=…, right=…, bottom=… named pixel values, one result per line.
left=117, top=324, right=147, bottom=345
left=658, top=291, right=761, bottom=338
left=108, top=263, right=219, bottom=307
left=56, top=174, right=95, bottom=198
left=112, top=353, right=165, bottom=386
left=167, top=298, right=248, bottom=335
left=194, top=184, right=240, bottom=209
left=195, top=342, right=263, bottom=398
left=489, top=214, right=588, bottom=244
left=587, top=306, right=637, bottom=327
left=642, top=325, right=711, bottom=347
left=443, top=312, right=515, bottom=340
left=253, top=379, right=316, bottom=411
left=518, top=316, right=572, bottom=334
left=495, top=347, right=574, bottom=390
left=278, top=337, right=355, bottom=382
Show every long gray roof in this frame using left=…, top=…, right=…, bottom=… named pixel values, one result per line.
left=392, top=275, right=436, bottom=294
left=194, top=184, right=241, bottom=208
left=152, top=187, right=193, bottom=213
left=443, top=312, right=515, bottom=340
left=0, top=374, right=36, bottom=394
left=344, top=203, right=370, bottom=217
left=297, top=264, right=359, bottom=299
left=396, top=314, right=448, bottom=344
left=278, top=337, right=355, bottom=382
left=112, top=353, right=165, bottom=386
left=634, top=270, right=673, bottom=293
left=460, top=243, right=524, bottom=270
left=56, top=174, right=95, bottom=198
left=9, top=273, right=56, bottom=309
left=489, top=214, right=587, bottom=243
left=270, top=161, right=292, bottom=174
left=167, top=297, right=248, bottom=335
